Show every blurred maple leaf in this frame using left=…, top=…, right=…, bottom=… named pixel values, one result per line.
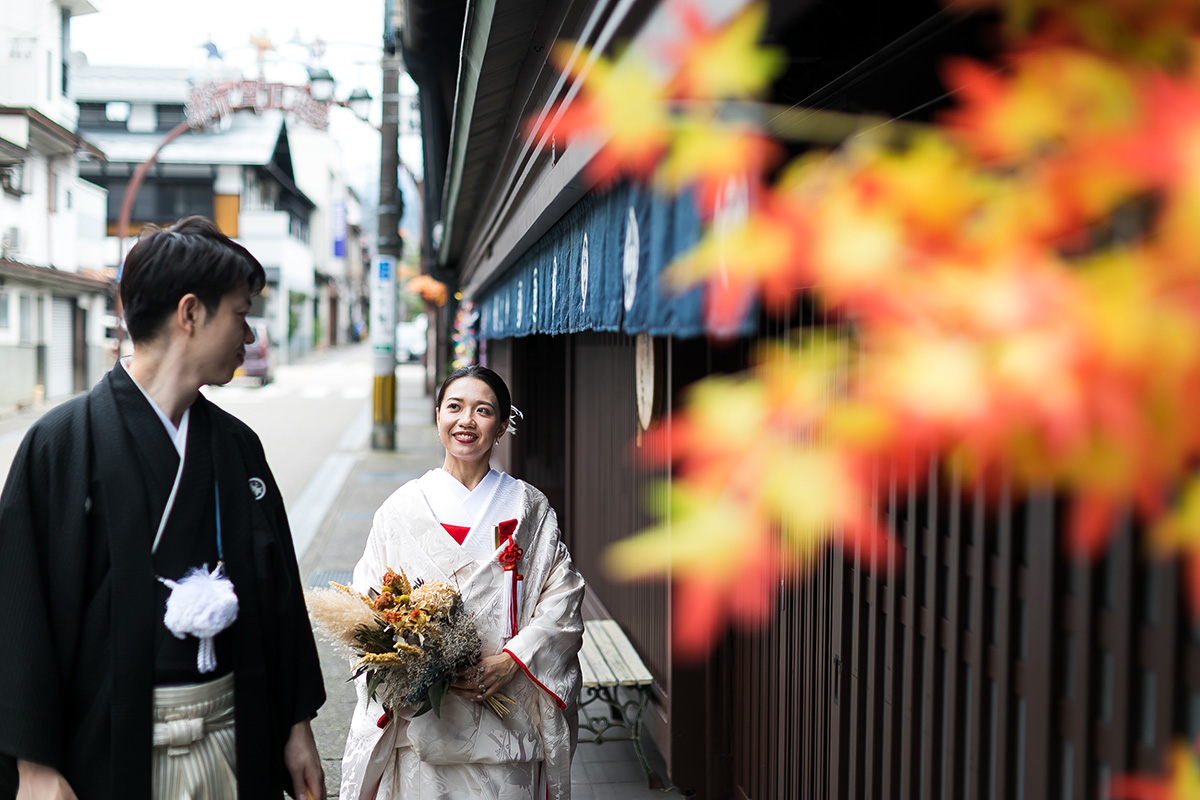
left=953, top=0, right=1200, bottom=62
left=657, top=120, right=782, bottom=215
left=530, top=2, right=1200, bottom=727
left=604, top=486, right=785, bottom=658
left=1110, top=743, right=1200, bottom=800
left=610, top=338, right=892, bottom=658
left=942, top=46, right=1141, bottom=163
left=1151, top=474, right=1200, bottom=616
left=405, top=275, right=448, bottom=306
left=666, top=2, right=785, bottom=100
left=530, top=43, right=672, bottom=183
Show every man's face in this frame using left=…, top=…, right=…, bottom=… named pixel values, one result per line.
left=194, top=285, right=255, bottom=386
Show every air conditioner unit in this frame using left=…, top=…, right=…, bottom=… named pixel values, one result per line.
left=0, top=163, right=24, bottom=195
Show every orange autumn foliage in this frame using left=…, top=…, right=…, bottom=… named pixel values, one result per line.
left=534, top=1, right=1200, bottom=725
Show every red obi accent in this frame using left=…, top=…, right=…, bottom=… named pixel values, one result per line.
left=441, top=523, right=471, bottom=545
left=376, top=707, right=393, bottom=729
left=497, top=518, right=518, bottom=540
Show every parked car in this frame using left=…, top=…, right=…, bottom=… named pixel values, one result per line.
left=235, top=317, right=273, bottom=385
left=396, top=314, right=428, bottom=362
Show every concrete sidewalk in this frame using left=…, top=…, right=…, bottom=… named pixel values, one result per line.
left=298, top=366, right=673, bottom=799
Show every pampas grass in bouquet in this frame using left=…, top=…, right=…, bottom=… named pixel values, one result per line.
left=305, top=566, right=514, bottom=717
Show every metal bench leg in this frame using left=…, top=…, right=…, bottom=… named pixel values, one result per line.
left=626, top=688, right=667, bottom=790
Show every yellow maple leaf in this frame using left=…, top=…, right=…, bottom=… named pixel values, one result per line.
left=668, top=2, right=785, bottom=100
left=1110, top=742, right=1200, bottom=800
left=604, top=484, right=766, bottom=580
left=540, top=42, right=672, bottom=181
left=656, top=119, right=780, bottom=210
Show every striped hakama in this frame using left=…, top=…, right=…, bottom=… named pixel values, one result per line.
left=151, top=672, right=237, bottom=800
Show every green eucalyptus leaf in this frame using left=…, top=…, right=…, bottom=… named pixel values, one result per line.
left=413, top=698, right=433, bottom=717
left=428, top=676, right=448, bottom=718
left=366, top=670, right=383, bottom=703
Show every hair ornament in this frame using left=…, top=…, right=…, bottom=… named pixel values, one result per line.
left=508, top=405, right=524, bottom=435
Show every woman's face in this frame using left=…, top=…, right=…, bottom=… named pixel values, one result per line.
left=436, top=377, right=506, bottom=465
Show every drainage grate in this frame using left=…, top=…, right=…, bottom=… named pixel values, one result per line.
left=308, top=569, right=354, bottom=588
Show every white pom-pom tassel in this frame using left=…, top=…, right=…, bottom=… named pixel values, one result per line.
left=160, top=564, right=239, bottom=674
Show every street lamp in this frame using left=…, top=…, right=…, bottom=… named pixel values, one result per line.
left=306, top=67, right=336, bottom=102
left=345, top=87, right=372, bottom=121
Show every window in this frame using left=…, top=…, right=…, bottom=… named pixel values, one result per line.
left=103, top=179, right=213, bottom=224
left=156, top=104, right=186, bottom=130
left=60, top=9, right=70, bottom=96
left=78, top=103, right=131, bottom=130
left=18, top=294, right=33, bottom=344
left=0, top=289, right=9, bottom=328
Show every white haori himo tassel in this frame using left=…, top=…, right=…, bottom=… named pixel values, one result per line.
left=160, top=563, right=239, bottom=674
left=501, top=569, right=523, bottom=638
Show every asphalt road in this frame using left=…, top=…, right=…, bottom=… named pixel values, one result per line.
left=0, top=342, right=381, bottom=561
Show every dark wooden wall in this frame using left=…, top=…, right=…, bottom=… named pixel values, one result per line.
left=492, top=328, right=1200, bottom=800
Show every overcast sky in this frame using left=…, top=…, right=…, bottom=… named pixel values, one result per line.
left=71, top=0, right=424, bottom=212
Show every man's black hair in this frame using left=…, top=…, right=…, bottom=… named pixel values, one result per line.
left=436, top=365, right=512, bottom=427
left=120, top=216, right=266, bottom=343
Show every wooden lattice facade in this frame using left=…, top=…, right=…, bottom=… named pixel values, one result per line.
left=490, top=328, right=1200, bottom=799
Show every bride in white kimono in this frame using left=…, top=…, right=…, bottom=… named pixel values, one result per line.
left=341, top=365, right=585, bottom=800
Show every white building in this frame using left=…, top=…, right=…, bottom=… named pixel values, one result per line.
left=0, top=0, right=113, bottom=410
left=72, top=63, right=324, bottom=362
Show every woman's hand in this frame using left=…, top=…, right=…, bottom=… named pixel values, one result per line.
left=451, top=652, right=519, bottom=702
left=17, top=760, right=78, bottom=800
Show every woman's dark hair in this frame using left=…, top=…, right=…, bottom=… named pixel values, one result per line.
left=120, top=216, right=266, bottom=342
left=436, top=365, right=512, bottom=426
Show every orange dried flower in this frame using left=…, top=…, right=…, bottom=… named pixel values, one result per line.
left=373, top=591, right=394, bottom=610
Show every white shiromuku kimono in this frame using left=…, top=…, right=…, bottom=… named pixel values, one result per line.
left=341, top=468, right=585, bottom=800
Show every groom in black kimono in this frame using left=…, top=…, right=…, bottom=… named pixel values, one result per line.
left=0, top=217, right=326, bottom=799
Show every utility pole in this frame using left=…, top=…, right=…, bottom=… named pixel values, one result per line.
left=371, top=39, right=402, bottom=450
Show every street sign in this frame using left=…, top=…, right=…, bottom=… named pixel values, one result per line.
left=369, top=254, right=398, bottom=450
left=371, top=256, right=397, bottom=353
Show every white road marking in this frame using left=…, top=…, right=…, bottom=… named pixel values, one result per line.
left=288, top=401, right=370, bottom=559
left=299, top=385, right=331, bottom=400
left=337, top=403, right=371, bottom=451
left=289, top=453, right=356, bottom=560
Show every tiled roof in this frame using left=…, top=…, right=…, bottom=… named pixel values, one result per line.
left=79, top=109, right=286, bottom=166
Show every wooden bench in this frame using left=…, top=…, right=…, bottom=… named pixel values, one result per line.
left=577, top=619, right=665, bottom=788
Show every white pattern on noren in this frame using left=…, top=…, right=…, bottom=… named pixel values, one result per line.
left=580, top=233, right=589, bottom=314
left=623, top=206, right=640, bottom=313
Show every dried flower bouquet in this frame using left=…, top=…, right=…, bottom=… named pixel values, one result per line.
left=306, top=567, right=514, bottom=717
